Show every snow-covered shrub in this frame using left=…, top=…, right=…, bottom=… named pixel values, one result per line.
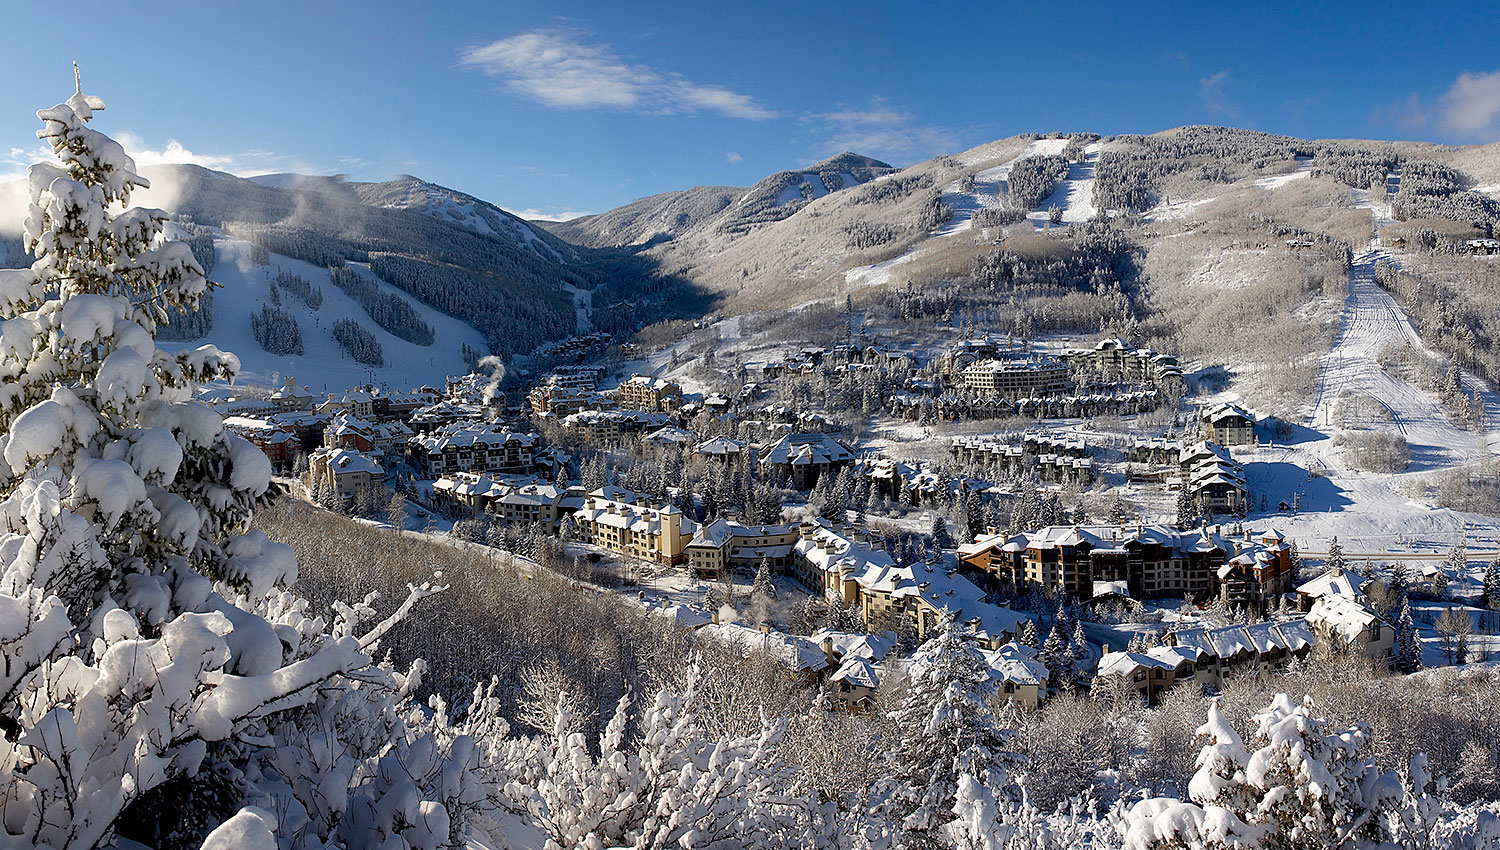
left=498, top=663, right=821, bottom=850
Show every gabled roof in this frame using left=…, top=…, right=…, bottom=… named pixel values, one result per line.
left=1296, top=568, right=1369, bottom=602
left=758, top=433, right=854, bottom=467
left=830, top=657, right=880, bottom=689
left=1306, top=596, right=1382, bottom=643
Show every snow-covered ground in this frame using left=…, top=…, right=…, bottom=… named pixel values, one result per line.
left=158, top=237, right=488, bottom=391
left=1239, top=170, right=1500, bottom=559
left=1026, top=142, right=1100, bottom=228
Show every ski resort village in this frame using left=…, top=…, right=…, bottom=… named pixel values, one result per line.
left=8, top=7, right=1500, bottom=850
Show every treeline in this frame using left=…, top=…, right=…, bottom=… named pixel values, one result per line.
left=1007, top=154, right=1069, bottom=209
left=249, top=304, right=304, bottom=355
left=332, top=317, right=383, bottom=366
left=1391, top=159, right=1500, bottom=230
left=916, top=188, right=953, bottom=231
left=327, top=265, right=433, bottom=346
left=272, top=269, right=323, bottom=309
left=1311, top=142, right=1399, bottom=189
left=368, top=252, right=573, bottom=357
left=158, top=233, right=219, bottom=341
left=185, top=232, right=216, bottom=276
left=1061, top=132, right=1100, bottom=162
left=971, top=224, right=1142, bottom=302
left=1092, top=126, right=1312, bottom=212
left=972, top=205, right=1027, bottom=228
left=852, top=172, right=934, bottom=206
left=844, top=221, right=903, bottom=249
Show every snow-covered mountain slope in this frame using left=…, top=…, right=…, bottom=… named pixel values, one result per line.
left=127, top=164, right=596, bottom=360
left=158, top=237, right=488, bottom=392
left=352, top=175, right=578, bottom=263
left=542, top=186, right=742, bottom=248
left=542, top=152, right=894, bottom=248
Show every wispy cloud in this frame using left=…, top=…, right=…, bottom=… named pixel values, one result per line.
left=725, top=152, right=742, bottom=164
left=1199, top=69, right=1245, bottom=122
left=805, top=97, right=961, bottom=163
left=1438, top=70, right=1500, bottom=139
left=1373, top=92, right=1430, bottom=132
left=460, top=30, right=776, bottom=119
left=0, top=144, right=53, bottom=180
left=502, top=206, right=592, bottom=222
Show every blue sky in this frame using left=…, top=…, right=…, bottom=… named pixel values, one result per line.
left=2, top=0, right=1498, bottom=220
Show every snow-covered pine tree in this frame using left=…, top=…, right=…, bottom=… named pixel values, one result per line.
left=1176, top=489, right=1197, bottom=530
left=1484, top=558, right=1500, bottom=609
left=1394, top=594, right=1423, bottom=673
left=1017, top=618, right=1038, bottom=649
left=1390, top=561, right=1410, bottom=598
left=1186, top=698, right=1255, bottom=815
left=1440, top=543, right=1466, bottom=597
left=1124, top=694, right=1406, bottom=850
left=752, top=556, right=776, bottom=600
left=879, top=615, right=1016, bottom=849
left=0, top=75, right=449, bottom=850
left=1108, top=495, right=1127, bottom=524
left=1325, top=535, right=1347, bottom=573
left=1041, top=619, right=1070, bottom=690
left=1068, top=618, right=1089, bottom=683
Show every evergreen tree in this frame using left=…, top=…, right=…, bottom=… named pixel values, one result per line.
left=1108, top=495, right=1127, bottom=524
left=1441, top=543, right=1466, bottom=598
left=1040, top=620, right=1070, bottom=690
left=1389, top=562, right=1411, bottom=599
left=1175, top=489, right=1197, bottom=530
left=1483, top=558, right=1500, bottom=609
left=930, top=513, right=951, bottom=549
left=1017, top=618, right=1039, bottom=649
left=882, top=616, right=1015, bottom=849
left=1394, top=594, right=1423, bottom=674
left=752, top=556, right=776, bottom=601
left=1068, top=618, right=1089, bottom=681
left=1325, top=535, right=1347, bottom=574
left=0, top=76, right=444, bottom=849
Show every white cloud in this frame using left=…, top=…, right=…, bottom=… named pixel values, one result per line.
left=805, top=97, right=960, bottom=163
left=113, top=131, right=298, bottom=177
left=725, top=151, right=742, bottom=164
left=1439, top=70, right=1500, bottom=139
left=502, top=206, right=592, bottom=222
left=460, top=30, right=776, bottom=119
left=0, top=144, right=54, bottom=180
left=1199, top=69, right=1244, bottom=122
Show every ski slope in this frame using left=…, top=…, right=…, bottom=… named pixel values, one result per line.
left=1243, top=168, right=1500, bottom=558
left=158, top=237, right=488, bottom=392
left=1026, top=142, right=1100, bottom=228
left=936, top=137, right=1069, bottom=237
